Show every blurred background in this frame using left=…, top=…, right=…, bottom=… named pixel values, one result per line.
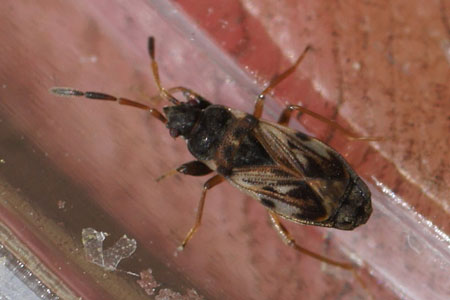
left=0, top=0, right=449, bottom=299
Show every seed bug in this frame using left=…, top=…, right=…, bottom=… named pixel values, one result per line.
left=51, top=37, right=377, bottom=290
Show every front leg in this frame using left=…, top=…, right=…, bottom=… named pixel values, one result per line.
left=156, top=160, right=212, bottom=182
left=176, top=161, right=213, bottom=176
left=179, top=174, right=225, bottom=250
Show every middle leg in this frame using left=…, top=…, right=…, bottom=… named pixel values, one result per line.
left=277, top=105, right=381, bottom=141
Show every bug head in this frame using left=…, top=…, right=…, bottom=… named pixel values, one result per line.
left=146, top=37, right=212, bottom=138
left=163, top=96, right=211, bottom=138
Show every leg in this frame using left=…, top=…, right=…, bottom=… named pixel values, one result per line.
left=178, top=175, right=225, bottom=250
left=156, top=160, right=213, bottom=182
left=50, top=87, right=167, bottom=123
left=148, top=86, right=210, bottom=108
left=253, top=45, right=312, bottom=118
left=147, top=38, right=209, bottom=107
left=278, top=104, right=381, bottom=141
left=268, top=211, right=370, bottom=296
left=267, top=211, right=353, bottom=269
left=165, top=87, right=203, bottom=101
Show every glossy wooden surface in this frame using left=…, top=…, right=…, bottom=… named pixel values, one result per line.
left=0, top=0, right=448, bottom=299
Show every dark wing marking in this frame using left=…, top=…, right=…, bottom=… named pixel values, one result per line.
left=228, top=165, right=329, bottom=223
left=256, top=121, right=349, bottom=181
left=227, top=121, right=353, bottom=226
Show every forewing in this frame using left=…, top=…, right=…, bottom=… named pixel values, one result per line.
left=229, top=122, right=352, bottom=225
left=228, top=165, right=330, bottom=223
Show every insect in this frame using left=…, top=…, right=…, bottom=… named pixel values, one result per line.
left=51, top=37, right=375, bottom=278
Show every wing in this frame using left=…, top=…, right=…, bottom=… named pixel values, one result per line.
left=227, top=121, right=353, bottom=227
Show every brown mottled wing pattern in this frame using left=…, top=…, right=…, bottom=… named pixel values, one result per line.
left=227, top=121, right=351, bottom=226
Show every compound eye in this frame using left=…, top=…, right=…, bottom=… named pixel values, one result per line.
left=187, top=99, right=199, bottom=106
left=169, top=128, right=180, bottom=138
